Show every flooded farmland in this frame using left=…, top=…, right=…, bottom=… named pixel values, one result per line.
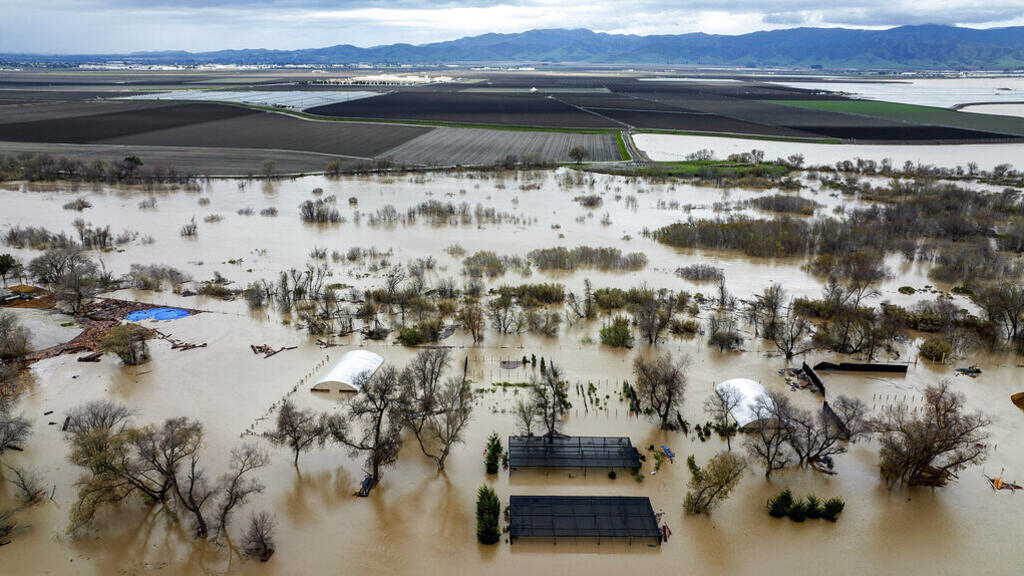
left=2, top=168, right=1024, bottom=576
left=636, top=133, right=1024, bottom=172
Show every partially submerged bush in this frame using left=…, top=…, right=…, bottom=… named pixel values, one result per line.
left=919, top=336, right=953, bottom=362
left=676, top=263, right=724, bottom=282
left=127, top=264, right=191, bottom=290
left=100, top=324, right=150, bottom=366
left=600, top=316, right=633, bottom=348
left=63, top=197, right=92, bottom=211
left=298, top=197, right=341, bottom=223
left=528, top=246, right=646, bottom=271
left=767, top=489, right=794, bottom=518
left=822, top=497, right=845, bottom=522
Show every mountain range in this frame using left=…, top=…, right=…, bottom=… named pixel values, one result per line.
left=5, top=25, right=1024, bottom=69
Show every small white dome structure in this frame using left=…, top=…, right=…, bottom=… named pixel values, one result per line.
left=312, top=350, right=384, bottom=393
left=715, top=378, right=768, bottom=429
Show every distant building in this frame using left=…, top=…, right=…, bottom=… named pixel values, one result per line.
left=311, top=350, right=384, bottom=393
left=327, top=73, right=453, bottom=86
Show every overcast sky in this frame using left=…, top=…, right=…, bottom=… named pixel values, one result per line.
left=2, top=0, right=1024, bottom=54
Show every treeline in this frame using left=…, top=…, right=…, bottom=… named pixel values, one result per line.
left=651, top=179, right=1024, bottom=286
left=0, top=153, right=197, bottom=183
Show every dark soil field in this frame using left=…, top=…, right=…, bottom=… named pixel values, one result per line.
left=0, top=102, right=431, bottom=158
left=307, top=92, right=620, bottom=129
left=589, top=109, right=817, bottom=137
left=0, top=103, right=256, bottom=142
left=99, top=112, right=431, bottom=158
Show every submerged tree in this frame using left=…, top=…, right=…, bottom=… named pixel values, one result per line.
left=786, top=395, right=868, bottom=471
left=266, top=399, right=325, bottom=466
left=241, top=511, right=276, bottom=561
left=703, top=383, right=742, bottom=451
left=632, top=288, right=677, bottom=345
left=529, top=363, right=570, bottom=439
left=64, top=401, right=262, bottom=536
left=683, top=452, right=747, bottom=515
left=632, top=352, right=689, bottom=429
left=28, top=247, right=100, bottom=313
left=514, top=398, right=539, bottom=437
left=744, top=391, right=794, bottom=479
left=99, top=324, right=150, bottom=366
left=398, top=349, right=474, bottom=471
left=324, top=366, right=403, bottom=485
left=871, top=381, right=990, bottom=486
left=215, top=443, right=268, bottom=537
left=772, top=305, right=816, bottom=359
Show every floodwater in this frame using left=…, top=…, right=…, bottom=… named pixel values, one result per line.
left=2, top=171, right=1023, bottom=575
left=634, top=133, right=1024, bottom=172
left=768, top=76, right=1024, bottom=108
left=961, top=103, right=1024, bottom=119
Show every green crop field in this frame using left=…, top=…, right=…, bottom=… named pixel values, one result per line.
left=766, top=100, right=1024, bottom=138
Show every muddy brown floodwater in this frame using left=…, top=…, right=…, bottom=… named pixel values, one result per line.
left=1, top=170, right=1023, bottom=575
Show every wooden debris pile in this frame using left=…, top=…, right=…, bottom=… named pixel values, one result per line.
left=154, top=330, right=206, bottom=352
left=250, top=344, right=297, bottom=359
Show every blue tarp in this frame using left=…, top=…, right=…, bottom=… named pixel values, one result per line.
left=125, top=307, right=190, bottom=321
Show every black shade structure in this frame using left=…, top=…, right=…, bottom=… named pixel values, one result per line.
left=507, top=436, right=640, bottom=471
left=508, top=496, right=661, bottom=543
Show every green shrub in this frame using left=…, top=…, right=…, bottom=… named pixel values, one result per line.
left=919, top=335, right=953, bottom=362
left=767, top=489, right=794, bottom=518
left=898, top=286, right=916, bottom=295
left=485, top=432, right=502, bottom=474
left=476, top=485, right=501, bottom=544
left=397, top=326, right=423, bottom=346
left=600, top=316, right=633, bottom=348
left=805, top=494, right=823, bottom=519
left=822, top=497, right=845, bottom=522
left=100, top=324, right=150, bottom=366
left=788, top=499, right=808, bottom=522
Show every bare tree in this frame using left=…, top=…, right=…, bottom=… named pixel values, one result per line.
left=772, top=305, right=815, bottom=359
left=241, top=511, right=276, bottom=561
left=266, top=399, right=324, bottom=466
left=632, top=352, right=689, bottom=429
left=5, top=464, right=45, bottom=505
left=830, top=395, right=869, bottom=439
left=398, top=350, right=473, bottom=471
left=514, top=399, right=539, bottom=437
left=324, top=366, right=403, bottom=485
left=871, top=381, right=990, bottom=487
left=173, top=451, right=217, bottom=538
left=785, top=401, right=865, bottom=472
left=457, top=300, right=485, bottom=343
left=487, top=295, right=523, bottom=334
left=530, top=363, right=570, bottom=439
left=215, top=443, right=268, bottom=537
left=0, top=311, right=31, bottom=362
left=703, top=383, right=742, bottom=450
left=28, top=247, right=99, bottom=313
left=683, top=452, right=747, bottom=515
left=753, top=284, right=786, bottom=339
left=65, top=404, right=206, bottom=531
left=0, top=410, right=31, bottom=456
left=743, top=391, right=794, bottom=479
left=633, top=288, right=677, bottom=345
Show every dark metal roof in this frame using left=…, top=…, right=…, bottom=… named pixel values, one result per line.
left=509, top=496, right=661, bottom=540
left=507, top=436, right=640, bottom=470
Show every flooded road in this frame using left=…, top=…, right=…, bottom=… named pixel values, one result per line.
left=2, top=171, right=1023, bottom=575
